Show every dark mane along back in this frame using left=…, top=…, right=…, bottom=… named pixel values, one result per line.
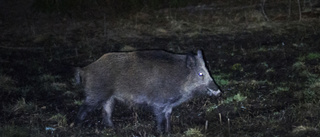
left=136, top=50, right=183, bottom=63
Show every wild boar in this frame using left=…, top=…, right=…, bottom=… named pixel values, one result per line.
left=75, top=50, right=221, bottom=133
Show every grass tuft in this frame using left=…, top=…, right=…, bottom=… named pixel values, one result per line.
left=10, top=98, right=35, bottom=114
left=184, top=127, right=205, bottom=137
left=292, top=61, right=306, bottom=72
left=291, top=125, right=319, bottom=136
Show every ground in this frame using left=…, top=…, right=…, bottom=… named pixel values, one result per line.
left=1, top=0, right=320, bottom=136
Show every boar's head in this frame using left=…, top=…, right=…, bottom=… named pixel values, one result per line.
left=185, top=50, right=221, bottom=97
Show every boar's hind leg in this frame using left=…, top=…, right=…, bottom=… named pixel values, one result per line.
left=102, top=97, right=115, bottom=127
left=153, top=107, right=172, bottom=133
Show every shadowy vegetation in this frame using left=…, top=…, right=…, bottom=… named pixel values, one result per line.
left=1, top=0, right=320, bottom=136
left=32, top=0, right=211, bottom=17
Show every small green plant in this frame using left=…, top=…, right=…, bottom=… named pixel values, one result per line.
left=294, top=77, right=320, bottom=103
left=213, top=73, right=231, bottom=86
left=74, top=100, right=83, bottom=105
left=214, top=76, right=229, bottom=86
left=260, top=62, right=269, bottom=68
left=39, top=74, right=59, bottom=82
left=231, top=63, right=243, bottom=71
left=266, top=68, right=275, bottom=73
left=231, top=93, right=247, bottom=102
left=272, top=86, right=290, bottom=94
left=207, top=93, right=247, bottom=112
left=50, top=113, right=67, bottom=127
left=184, top=127, right=204, bottom=137
left=63, top=91, right=77, bottom=98
left=217, top=79, right=229, bottom=86
left=292, top=61, right=306, bottom=72
left=306, top=52, right=320, bottom=60
left=220, top=93, right=247, bottom=106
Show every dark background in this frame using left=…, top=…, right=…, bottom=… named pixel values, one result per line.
left=1, top=0, right=320, bottom=136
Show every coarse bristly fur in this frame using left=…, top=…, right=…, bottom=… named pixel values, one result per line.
left=75, top=49, right=222, bottom=133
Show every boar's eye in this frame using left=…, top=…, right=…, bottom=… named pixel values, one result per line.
left=199, top=72, right=204, bottom=76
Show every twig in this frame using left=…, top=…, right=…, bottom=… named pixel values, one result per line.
left=228, top=118, right=231, bottom=137
left=297, top=0, right=302, bottom=21
left=219, top=113, right=222, bottom=125
left=103, top=14, right=107, bottom=37
left=288, top=0, right=292, bottom=18
left=260, top=0, right=270, bottom=21
left=0, top=46, right=44, bottom=51
left=205, top=120, right=208, bottom=133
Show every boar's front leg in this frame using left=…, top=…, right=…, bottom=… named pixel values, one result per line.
left=102, top=97, right=115, bottom=127
left=76, top=96, right=99, bottom=126
left=153, top=107, right=165, bottom=133
left=164, top=107, right=172, bottom=133
left=153, top=106, right=172, bottom=133
left=76, top=104, right=93, bottom=125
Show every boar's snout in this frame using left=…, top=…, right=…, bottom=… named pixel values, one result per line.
left=207, top=81, right=222, bottom=97
left=207, top=88, right=222, bottom=97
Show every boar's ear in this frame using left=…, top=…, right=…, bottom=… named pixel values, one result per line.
left=197, top=50, right=203, bottom=59
left=186, top=54, right=196, bottom=68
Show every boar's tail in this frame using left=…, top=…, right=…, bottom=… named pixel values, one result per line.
left=74, top=67, right=82, bottom=85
